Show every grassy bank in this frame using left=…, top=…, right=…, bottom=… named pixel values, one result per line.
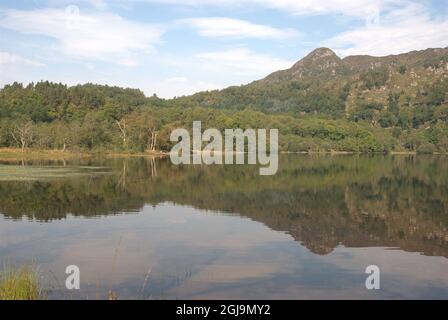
left=1, top=147, right=445, bottom=162
left=0, top=148, right=168, bottom=161
left=0, top=266, right=44, bottom=300
left=0, top=148, right=89, bottom=161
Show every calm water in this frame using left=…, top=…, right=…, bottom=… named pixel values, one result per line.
left=0, top=155, right=447, bottom=299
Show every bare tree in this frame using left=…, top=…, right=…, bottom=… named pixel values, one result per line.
left=141, top=114, right=158, bottom=152
left=116, top=111, right=159, bottom=152
left=148, top=128, right=158, bottom=152
left=131, top=112, right=158, bottom=151
left=116, top=119, right=128, bottom=149
left=11, top=121, right=34, bottom=152
left=151, top=131, right=158, bottom=151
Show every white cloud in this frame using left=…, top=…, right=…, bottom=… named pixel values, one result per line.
left=196, top=48, right=293, bottom=76
left=150, top=0, right=447, bottom=57
left=182, top=17, right=298, bottom=39
left=0, top=8, right=163, bottom=66
left=0, top=52, right=45, bottom=87
left=326, top=2, right=448, bottom=56
left=166, top=76, right=189, bottom=82
left=0, top=51, right=44, bottom=67
left=1, top=0, right=446, bottom=96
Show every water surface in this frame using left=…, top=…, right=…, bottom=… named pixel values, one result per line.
left=0, top=155, right=447, bottom=299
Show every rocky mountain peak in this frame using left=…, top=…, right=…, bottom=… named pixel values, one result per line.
left=263, top=47, right=345, bottom=83
left=302, top=47, right=339, bottom=61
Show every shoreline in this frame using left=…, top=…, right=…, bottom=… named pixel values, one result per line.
left=0, top=148, right=446, bottom=161
left=0, top=148, right=169, bottom=161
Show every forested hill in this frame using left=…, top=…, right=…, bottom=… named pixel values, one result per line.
left=0, top=47, right=447, bottom=154
left=175, top=47, right=448, bottom=121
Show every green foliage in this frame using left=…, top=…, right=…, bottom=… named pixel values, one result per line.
left=379, top=111, right=398, bottom=128
left=388, top=92, right=400, bottom=115
left=360, top=68, right=389, bottom=89
left=0, top=50, right=447, bottom=157
left=434, top=104, right=448, bottom=121
left=417, top=143, right=437, bottom=154
left=424, top=82, right=447, bottom=106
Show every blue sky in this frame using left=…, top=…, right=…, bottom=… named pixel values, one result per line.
left=0, top=0, right=447, bottom=98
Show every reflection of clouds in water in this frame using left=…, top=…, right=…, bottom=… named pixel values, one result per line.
left=0, top=205, right=296, bottom=298
left=321, top=246, right=448, bottom=298
left=328, top=246, right=448, bottom=282
left=0, top=220, right=47, bottom=248
left=0, top=202, right=447, bottom=299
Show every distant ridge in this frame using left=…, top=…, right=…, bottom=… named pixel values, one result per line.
left=0, top=46, right=447, bottom=153
left=176, top=46, right=448, bottom=117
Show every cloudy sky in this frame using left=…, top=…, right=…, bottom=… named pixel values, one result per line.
left=0, top=0, right=447, bottom=98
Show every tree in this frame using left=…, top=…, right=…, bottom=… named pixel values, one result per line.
left=388, top=92, right=400, bottom=116
left=53, top=121, right=77, bottom=151
left=34, top=123, right=54, bottom=149
left=0, top=120, right=8, bottom=147
left=143, top=118, right=158, bottom=152
left=434, top=104, right=448, bottom=122
left=360, top=68, right=389, bottom=90
left=130, top=111, right=159, bottom=152
left=417, top=143, right=436, bottom=154
left=10, top=121, right=34, bottom=152
left=116, top=118, right=128, bottom=150
left=425, top=82, right=446, bottom=106
left=379, top=112, right=398, bottom=128
left=78, top=113, right=111, bottom=150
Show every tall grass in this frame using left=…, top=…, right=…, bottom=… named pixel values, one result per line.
left=0, top=266, right=45, bottom=300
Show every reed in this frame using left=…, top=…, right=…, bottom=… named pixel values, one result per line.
left=0, top=266, right=45, bottom=300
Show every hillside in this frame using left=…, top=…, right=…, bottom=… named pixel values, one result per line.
left=0, top=47, right=447, bottom=154
left=175, top=47, right=448, bottom=121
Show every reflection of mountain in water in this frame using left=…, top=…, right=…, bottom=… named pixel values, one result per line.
left=0, top=155, right=447, bottom=257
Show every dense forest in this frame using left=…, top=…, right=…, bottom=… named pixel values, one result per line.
left=0, top=47, right=447, bottom=153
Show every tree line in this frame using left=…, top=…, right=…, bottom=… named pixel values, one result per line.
left=0, top=81, right=447, bottom=153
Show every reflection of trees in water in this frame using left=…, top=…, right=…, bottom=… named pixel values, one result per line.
left=0, top=155, right=447, bottom=257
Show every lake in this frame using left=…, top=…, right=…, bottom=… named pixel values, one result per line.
left=0, top=155, right=447, bottom=299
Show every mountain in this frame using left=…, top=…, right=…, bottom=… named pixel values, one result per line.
left=175, top=47, right=448, bottom=121
left=0, top=47, right=447, bottom=154
left=262, top=47, right=348, bottom=82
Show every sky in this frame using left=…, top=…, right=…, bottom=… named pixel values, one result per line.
left=0, top=0, right=447, bottom=98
